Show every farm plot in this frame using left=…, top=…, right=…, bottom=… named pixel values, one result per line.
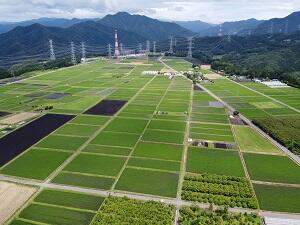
left=92, top=197, right=174, bottom=225
left=253, top=184, right=300, bottom=213
left=181, top=173, right=258, bottom=209
left=12, top=191, right=101, bottom=225
left=1, top=148, right=71, bottom=180
left=83, top=144, right=132, bottom=156
left=142, top=129, right=184, bottom=144
left=52, top=172, right=115, bottom=190
left=0, top=113, right=74, bottom=166
left=187, top=147, right=245, bottom=177
left=35, top=134, right=88, bottom=151
left=115, top=168, right=179, bottom=197
left=91, top=131, right=140, bottom=148
left=62, top=153, right=126, bottom=177
left=103, top=117, right=148, bottom=134
left=84, top=99, right=127, bottom=116
left=34, top=189, right=104, bottom=210
left=0, top=182, right=36, bottom=224
left=233, top=125, right=282, bottom=154
left=244, top=153, right=300, bottom=184
left=132, top=142, right=183, bottom=161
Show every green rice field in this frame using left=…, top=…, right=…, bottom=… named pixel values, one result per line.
left=1, top=57, right=300, bottom=224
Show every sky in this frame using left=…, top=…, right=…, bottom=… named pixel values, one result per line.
left=0, top=0, right=300, bottom=23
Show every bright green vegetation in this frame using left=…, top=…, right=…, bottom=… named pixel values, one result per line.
left=192, top=113, right=229, bottom=124
left=17, top=203, right=95, bottom=225
left=52, top=172, right=114, bottom=190
left=70, top=115, right=109, bottom=126
left=182, top=173, right=258, bottom=209
left=244, top=153, right=300, bottom=184
left=254, top=184, right=300, bottom=213
left=91, top=131, right=140, bottom=148
left=63, top=153, right=126, bottom=177
left=179, top=206, right=262, bottom=225
left=1, top=149, right=71, bottom=180
left=187, top=147, right=245, bottom=177
left=92, top=197, right=174, bottom=225
left=147, top=120, right=186, bottom=132
left=36, top=135, right=88, bottom=151
left=83, top=144, right=131, bottom=156
left=116, top=168, right=179, bottom=197
left=142, top=129, right=184, bottom=144
left=233, top=126, right=281, bottom=154
left=34, top=189, right=104, bottom=211
left=55, top=124, right=99, bottom=137
left=104, top=118, right=148, bottom=134
left=132, top=142, right=183, bottom=161
left=253, top=117, right=300, bottom=155
left=127, top=157, right=180, bottom=172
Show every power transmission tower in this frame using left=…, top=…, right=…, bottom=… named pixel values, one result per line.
left=284, top=20, right=289, bottom=34
left=139, top=43, right=143, bottom=54
left=187, top=37, right=193, bottom=59
left=218, top=24, right=223, bottom=36
left=81, top=42, right=86, bottom=61
left=49, top=39, right=55, bottom=61
left=70, top=42, right=76, bottom=65
left=227, top=35, right=231, bottom=43
left=169, top=36, right=174, bottom=54
left=108, top=44, right=112, bottom=59
left=153, top=41, right=156, bottom=54
left=270, top=21, right=274, bottom=34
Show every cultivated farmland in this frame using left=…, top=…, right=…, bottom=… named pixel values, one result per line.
left=0, top=57, right=299, bottom=224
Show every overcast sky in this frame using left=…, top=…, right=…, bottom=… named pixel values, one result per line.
left=1, top=0, right=300, bottom=23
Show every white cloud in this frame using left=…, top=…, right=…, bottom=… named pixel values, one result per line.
left=0, top=0, right=299, bottom=23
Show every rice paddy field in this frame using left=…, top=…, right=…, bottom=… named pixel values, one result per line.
left=0, top=57, right=299, bottom=224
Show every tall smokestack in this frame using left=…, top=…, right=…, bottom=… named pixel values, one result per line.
left=114, top=30, right=120, bottom=58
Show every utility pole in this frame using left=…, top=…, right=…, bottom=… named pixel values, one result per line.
left=139, top=43, right=143, bottom=54
left=70, top=42, right=76, bottom=65
left=153, top=41, right=156, bottom=54
left=49, top=39, right=55, bottom=61
left=187, top=37, right=193, bottom=59
left=169, top=36, right=174, bottom=54
left=108, top=44, right=112, bottom=59
left=146, top=40, right=150, bottom=54
left=81, top=42, right=86, bottom=61
left=174, top=38, right=177, bottom=47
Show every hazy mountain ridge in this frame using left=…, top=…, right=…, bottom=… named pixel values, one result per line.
left=253, top=11, right=300, bottom=35
left=174, top=20, right=215, bottom=33
left=99, top=12, right=194, bottom=40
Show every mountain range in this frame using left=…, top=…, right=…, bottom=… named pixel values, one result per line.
left=0, top=12, right=193, bottom=59
left=1, top=11, right=300, bottom=64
